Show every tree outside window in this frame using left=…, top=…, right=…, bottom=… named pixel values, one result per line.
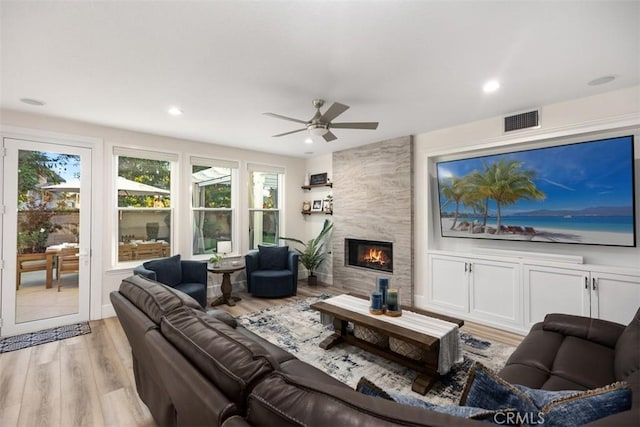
left=249, top=170, right=281, bottom=249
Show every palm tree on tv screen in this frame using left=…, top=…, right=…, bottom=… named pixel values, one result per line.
left=479, top=158, right=545, bottom=233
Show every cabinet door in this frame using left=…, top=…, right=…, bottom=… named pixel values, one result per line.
left=469, top=260, right=521, bottom=327
left=428, top=255, right=469, bottom=314
left=523, top=265, right=589, bottom=329
left=592, top=273, right=640, bottom=325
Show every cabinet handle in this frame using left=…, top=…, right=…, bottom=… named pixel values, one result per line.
left=585, top=277, right=588, bottom=289
left=464, top=262, right=468, bottom=272
left=468, top=263, right=472, bottom=273
left=592, top=277, right=597, bottom=291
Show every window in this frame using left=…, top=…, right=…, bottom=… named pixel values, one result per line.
left=114, top=148, right=176, bottom=263
left=248, top=163, right=284, bottom=250
left=191, top=157, right=238, bottom=257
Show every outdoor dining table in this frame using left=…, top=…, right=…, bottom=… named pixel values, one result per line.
left=44, top=243, right=79, bottom=288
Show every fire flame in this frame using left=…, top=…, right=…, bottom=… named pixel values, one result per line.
left=363, top=248, right=388, bottom=265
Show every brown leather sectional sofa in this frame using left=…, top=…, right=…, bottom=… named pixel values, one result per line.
left=111, top=274, right=638, bottom=426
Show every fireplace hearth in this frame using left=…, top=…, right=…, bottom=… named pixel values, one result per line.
left=345, top=238, right=393, bottom=273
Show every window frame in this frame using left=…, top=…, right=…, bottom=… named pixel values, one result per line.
left=113, top=147, right=177, bottom=266
left=247, top=163, right=285, bottom=250
left=190, top=156, right=240, bottom=260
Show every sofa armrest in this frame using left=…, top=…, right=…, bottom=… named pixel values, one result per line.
left=133, top=265, right=157, bottom=282
left=181, top=260, right=207, bottom=284
left=543, top=313, right=625, bottom=349
left=244, top=251, right=259, bottom=291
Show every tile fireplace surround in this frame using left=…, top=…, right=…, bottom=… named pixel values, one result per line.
left=332, top=136, right=414, bottom=306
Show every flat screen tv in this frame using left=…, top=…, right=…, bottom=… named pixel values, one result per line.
left=436, top=135, right=636, bottom=247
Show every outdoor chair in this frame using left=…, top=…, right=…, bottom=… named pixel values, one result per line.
left=16, top=252, right=48, bottom=290
left=57, top=247, right=80, bottom=291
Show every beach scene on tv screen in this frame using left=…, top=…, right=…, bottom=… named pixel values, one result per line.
left=437, top=135, right=636, bottom=247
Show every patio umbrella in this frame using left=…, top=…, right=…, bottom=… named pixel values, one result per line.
left=41, top=181, right=81, bottom=192
left=42, top=177, right=169, bottom=196
left=116, top=176, right=170, bottom=196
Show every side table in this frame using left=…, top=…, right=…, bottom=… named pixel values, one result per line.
left=208, top=263, right=245, bottom=307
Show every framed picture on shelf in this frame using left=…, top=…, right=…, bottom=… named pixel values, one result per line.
left=309, top=173, right=328, bottom=185
left=311, top=199, right=324, bottom=212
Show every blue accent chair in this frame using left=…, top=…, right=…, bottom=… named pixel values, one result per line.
left=245, top=248, right=298, bottom=298
left=133, top=254, right=208, bottom=308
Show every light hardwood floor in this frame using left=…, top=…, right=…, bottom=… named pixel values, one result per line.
left=0, top=283, right=523, bottom=426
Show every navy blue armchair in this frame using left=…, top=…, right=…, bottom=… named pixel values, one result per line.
left=245, top=246, right=298, bottom=298
left=133, top=254, right=208, bottom=308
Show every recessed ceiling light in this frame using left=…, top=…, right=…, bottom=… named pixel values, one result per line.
left=588, top=75, right=616, bottom=86
left=168, top=107, right=183, bottom=115
left=483, top=80, right=500, bottom=93
left=20, top=98, right=46, bottom=106
left=304, top=151, right=314, bottom=155
left=304, top=138, right=313, bottom=144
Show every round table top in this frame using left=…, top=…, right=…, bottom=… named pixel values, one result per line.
left=207, top=263, right=245, bottom=274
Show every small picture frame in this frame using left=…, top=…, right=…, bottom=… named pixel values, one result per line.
left=309, top=173, right=328, bottom=186
left=311, top=199, right=323, bottom=212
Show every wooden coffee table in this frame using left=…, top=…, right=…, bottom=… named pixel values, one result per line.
left=311, top=294, right=463, bottom=394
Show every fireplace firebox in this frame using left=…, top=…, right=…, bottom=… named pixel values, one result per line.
left=345, top=238, right=393, bottom=273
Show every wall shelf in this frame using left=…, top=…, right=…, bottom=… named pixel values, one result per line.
left=301, top=183, right=332, bottom=190
left=301, top=211, right=333, bottom=215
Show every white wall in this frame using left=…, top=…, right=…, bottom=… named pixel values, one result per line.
left=413, top=86, right=640, bottom=306
left=1, top=109, right=309, bottom=318
left=301, top=154, right=334, bottom=284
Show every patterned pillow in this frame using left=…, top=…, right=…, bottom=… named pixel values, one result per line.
left=355, top=377, right=510, bottom=422
left=460, top=362, right=632, bottom=427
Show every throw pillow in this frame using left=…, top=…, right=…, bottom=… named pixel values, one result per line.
left=258, top=245, right=289, bottom=270
left=355, top=377, right=510, bottom=422
left=460, top=362, right=632, bottom=427
left=144, top=254, right=182, bottom=286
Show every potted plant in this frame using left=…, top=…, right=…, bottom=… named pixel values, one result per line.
left=280, top=219, right=333, bottom=286
left=209, top=253, right=223, bottom=268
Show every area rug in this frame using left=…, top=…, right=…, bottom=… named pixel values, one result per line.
left=0, top=322, right=91, bottom=353
left=237, top=295, right=515, bottom=406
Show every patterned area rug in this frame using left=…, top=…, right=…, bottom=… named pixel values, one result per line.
left=0, top=322, right=91, bottom=353
left=237, top=295, right=515, bottom=406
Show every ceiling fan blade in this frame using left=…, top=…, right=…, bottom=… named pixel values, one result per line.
left=323, top=131, right=338, bottom=142
left=263, top=112, right=308, bottom=125
left=330, top=122, right=379, bottom=130
left=272, top=128, right=307, bottom=137
left=320, top=102, right=349, bottom=122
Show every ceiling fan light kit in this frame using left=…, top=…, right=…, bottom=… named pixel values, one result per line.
left=264, top=99, right=378, bottom=142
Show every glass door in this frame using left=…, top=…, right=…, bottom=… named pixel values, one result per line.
left=1, top=138, right=91, bottom=337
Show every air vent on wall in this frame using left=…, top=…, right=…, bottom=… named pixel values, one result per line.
left=504, top=110, right=539, bottom=132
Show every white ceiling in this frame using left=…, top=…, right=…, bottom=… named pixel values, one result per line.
left=1, top=1, right=638, bottom=158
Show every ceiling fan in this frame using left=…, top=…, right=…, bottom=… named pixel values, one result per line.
left=264, top=99, right=379, bottom=142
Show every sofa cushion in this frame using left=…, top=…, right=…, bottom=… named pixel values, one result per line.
left=257, top=245, right=289, bottom=270
left=144, top=254, right=182, bottom=286
left=462, top=363, right=632, bottom=427
left=246, top=372, right=484, bottom=427
left=206, top=309, right=238, bottom=328
left=615, top=308, right=640, bottom=381
left=119, top=274, right=201, bottom=324
left=160, top=306, right=278, bottom=411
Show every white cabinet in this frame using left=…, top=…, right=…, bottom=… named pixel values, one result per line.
left=523, top=265, right=590, bottom=329
left=523, top=265, right=640, bottom=329
left=428, top=255, right=468, bottom=314
left=427, top=251, right=640, bottom=334
left=428, top=254, right=521, bottom=328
